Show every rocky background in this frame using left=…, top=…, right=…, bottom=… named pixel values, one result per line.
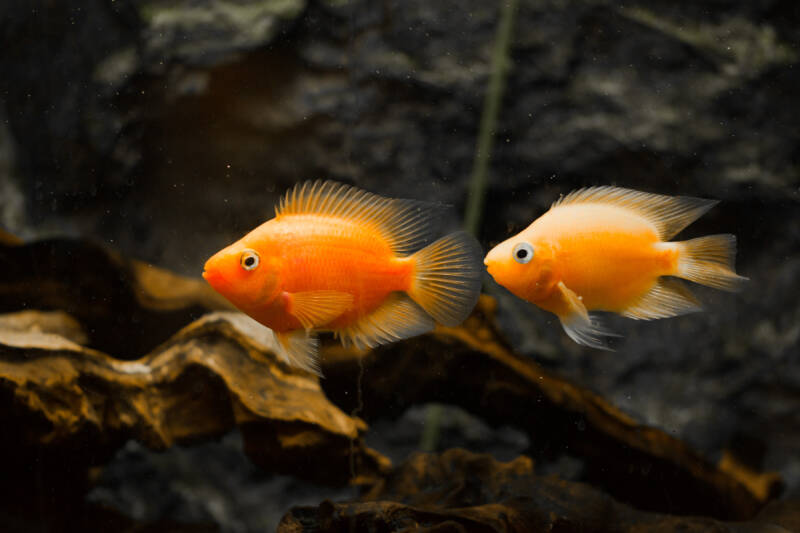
left=1, top=0, right=799, bottom=531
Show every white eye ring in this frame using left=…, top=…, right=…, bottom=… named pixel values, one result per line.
left=512, top=242, right=534, bottom=264
left=240, top=249, right=260, bottom=271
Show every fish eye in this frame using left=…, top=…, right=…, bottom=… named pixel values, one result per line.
left=512, top=242, right=534, bottom=264
left=240, top=249, right=260, bottom=271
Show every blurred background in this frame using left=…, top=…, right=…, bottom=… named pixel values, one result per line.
left=1, top=0, right=798, bottom=530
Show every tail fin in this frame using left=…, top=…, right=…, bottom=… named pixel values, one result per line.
left=676, top=234, right=748, bottom=291
left=407, top=231, right=483, bottom=326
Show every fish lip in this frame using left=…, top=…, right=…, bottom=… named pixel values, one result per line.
left=483, top=262, right=496, bottom=281
left=483, top=252, right=495, bottom=273
left=202, top=267, right=222, bottom=286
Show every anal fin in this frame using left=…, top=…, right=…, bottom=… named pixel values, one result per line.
left=555, top=281, right=618, bottom=350
left=336, top=293, right=435, bottom=350
left=622, top=278, right=702, bottom=320
left=286, top=290, right=353, bottom=331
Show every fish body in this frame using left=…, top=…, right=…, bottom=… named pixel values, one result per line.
left=223, top=215, right=411, bottom=332
left=203, top=180, right=482, bottom=374
left=484, top=187, right=746, bottom=348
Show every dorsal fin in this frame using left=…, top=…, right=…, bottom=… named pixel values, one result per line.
left=275, top=180, right=441, bottom=255
left=551, top=186, right=718, bottom=240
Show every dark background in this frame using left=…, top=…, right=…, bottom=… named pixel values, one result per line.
left=1, top=0, right=798, bottom=530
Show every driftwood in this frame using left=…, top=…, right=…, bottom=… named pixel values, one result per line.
left=0, top=240, right=388, bottom=529
left=0, top=239, right=790, bottom=530
left=279, top=449, right=799, bottom=533
left=319, top=296, right=782, bottom=520
left=0, top=238, right=230, bottom=359
left=0, top=309, right=388, bottom=481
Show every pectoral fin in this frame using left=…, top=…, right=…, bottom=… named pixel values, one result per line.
left=286, top=290, right=354, bottom=331
left=554, top=282, right=617, bottom=350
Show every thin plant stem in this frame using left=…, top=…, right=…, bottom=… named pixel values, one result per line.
left=464, top=0, right=519, bottom=237
left=420, top=0, right=518, bottom=453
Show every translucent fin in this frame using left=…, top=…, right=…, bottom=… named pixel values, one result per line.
left=560, top=313, right=618, bottom=351
left=676, top=234, right=748, bottom=291
left=275, top=330, right=322, bottom=376
left=406, top=231, right=483, bottom=327
left=214, top=312, right=322, bottom=376
left=286, top=290, right=353, bottom=331
left=552, top=186, right=718, bottom=240
left=336, top=293, right=435, bottom=351
left=275, top=180, right=442, bottom=255
left=555, top=281, right=619, bottom=350
left=215, top=311, right=278, bottom=350
left=621, top=278, right=702, bottom=320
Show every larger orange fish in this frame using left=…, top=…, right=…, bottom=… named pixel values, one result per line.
left=484, top=186, right=747, bottom=348
left=203, top=180, right=482, bottom=374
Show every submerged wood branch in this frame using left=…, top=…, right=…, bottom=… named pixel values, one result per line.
left=320, top=296, right=781, bottom=520
left=0, top=309, right=389, bottom=486
left=0, top=238, right=789, bottom=530
left=279, top=449, right=799, bottom=533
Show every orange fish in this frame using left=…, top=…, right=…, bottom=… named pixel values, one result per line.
left=484, top=186, right=747, bottom=348
left=203, top=180, right=482, bottom=374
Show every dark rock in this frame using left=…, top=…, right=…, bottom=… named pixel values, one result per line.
left=88, top=433, right=353, bottom=533
left=279, top=449, right=800, bottom=533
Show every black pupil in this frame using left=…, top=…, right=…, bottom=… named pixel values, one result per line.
left=244, top=256, right=255, bottom=267
left=516, top=249, right=527, bottom=259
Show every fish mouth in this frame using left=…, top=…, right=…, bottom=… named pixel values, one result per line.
left=201, top=267, right=222, bottom=287
left=483, top=262, right=496, bottom=282
left=483, top=252, right=496, bottom=277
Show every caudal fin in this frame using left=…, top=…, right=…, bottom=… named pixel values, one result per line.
left=407, top=231, right=483, bottom=326
left=676, top=234, right=748, bottom=291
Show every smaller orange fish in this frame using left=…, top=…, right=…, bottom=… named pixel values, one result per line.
left=484, top=186, right=747, bottom=348
left=203, top=180, right=482, bottom=374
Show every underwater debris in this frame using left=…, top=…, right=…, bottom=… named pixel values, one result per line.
left=0, top=309, right=388, bottom=486
left=0, top=238, right=231, bottom=359
left=0, top=243, right=388, bottom=529
left=278, top=449, right=800, bottom=533
left=0, top=238, right=787, bottom=530
left=319, top=295, right=778, bottom=520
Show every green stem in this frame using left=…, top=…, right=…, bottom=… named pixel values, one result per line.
left=464, top=0, right=519, bottom=237
left=421, top=0, right=518, bottom=453
left=419, top=403, right=443, bottom=452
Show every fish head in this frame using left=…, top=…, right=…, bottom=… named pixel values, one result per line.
left=484, top=234, right=558, bottom=302
left=203, top=230, right=281, bottom=311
